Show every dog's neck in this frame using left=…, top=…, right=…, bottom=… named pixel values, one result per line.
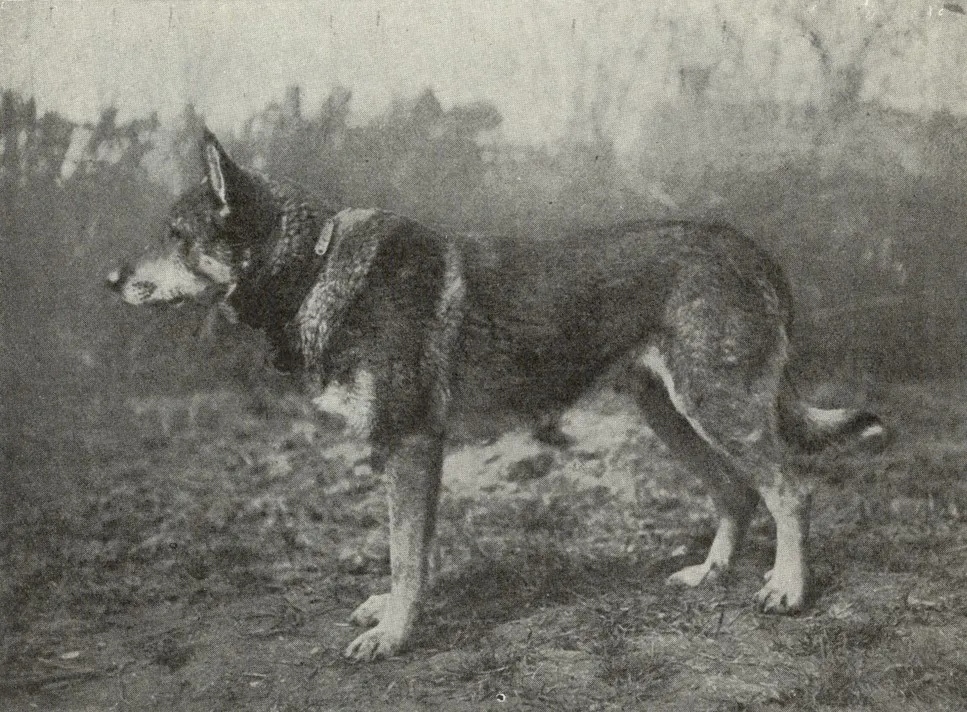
left=226, top=173, right=336, bottom=357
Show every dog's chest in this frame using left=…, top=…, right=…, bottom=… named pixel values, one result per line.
left=310, top=369, right=375, bottom=437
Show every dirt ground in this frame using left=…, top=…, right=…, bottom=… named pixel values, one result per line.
left=4, top=380, right=967, bottom=711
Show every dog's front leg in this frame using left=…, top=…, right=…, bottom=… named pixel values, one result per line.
left=344, top=433, right=443, bottom=661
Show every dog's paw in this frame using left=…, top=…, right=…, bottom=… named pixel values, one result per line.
left=349, top=593, right=390, bottom=628
left=344, top=622, right=406, bottom=662
left=666, top=563, right=720, bottom=588
left=755, top=570, right=804, bottom=614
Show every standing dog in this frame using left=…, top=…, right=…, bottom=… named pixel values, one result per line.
left=108, top=130, right=884, bottom=661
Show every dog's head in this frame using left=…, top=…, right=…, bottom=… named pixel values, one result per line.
left=107, top=129, right=258, bottom=307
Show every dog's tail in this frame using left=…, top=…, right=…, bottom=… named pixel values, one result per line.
left=778, top=380, right=888, bottom=452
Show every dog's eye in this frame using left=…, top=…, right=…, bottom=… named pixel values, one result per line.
left=168, top=229, right=191, bottom=256
left=165, top=225, right=182, bottom=242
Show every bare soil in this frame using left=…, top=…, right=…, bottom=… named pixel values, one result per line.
left=4, top=381, right=967, bottom=711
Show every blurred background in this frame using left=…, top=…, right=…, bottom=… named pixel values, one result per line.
left=3, top=0, right=967, bottom=524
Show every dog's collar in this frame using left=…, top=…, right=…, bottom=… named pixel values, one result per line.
left=316, top=208, right=381, bottom=259
left=317, top=220, right=335, bottom=257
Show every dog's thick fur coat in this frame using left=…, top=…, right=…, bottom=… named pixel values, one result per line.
left=108, top=131, right=884, bottom=661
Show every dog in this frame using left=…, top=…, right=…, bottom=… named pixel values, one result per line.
left=107, top=129, right=885, bottom=661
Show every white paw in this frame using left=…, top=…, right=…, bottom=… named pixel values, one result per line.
left=349, top=593, right=390, bottom=628
left=344, top=622, right=406, bottom=662
left=666, top=563, right=720, bottom=588
left=755, top=572, right=804, bottom=614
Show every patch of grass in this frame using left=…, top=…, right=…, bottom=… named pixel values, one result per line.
left=712, top=700, right=801, bottom=712
left=805, top=647, right=967, bottom=709
left=809, top=649, right=876, bottom=708
left=820, top=524, right=951, bottom=575
left=148, top=635, right=196, bottom=672
left=896, top=451, right=967, bottom=496
left=2, top=393, right=347, bottom=626
left=595, top=633, right=678, bottom=702
left=419, top=518, right=664, bottom=652
left=442, top=641, right=529, bottom=701
left=881, top=648, right=967, bottom=704
left=781, top=617, right=894, bottom=658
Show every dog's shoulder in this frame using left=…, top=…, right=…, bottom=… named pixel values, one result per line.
left=319, top=208, right=448, bottom=260
left=296, top=208, right=457, bottom=371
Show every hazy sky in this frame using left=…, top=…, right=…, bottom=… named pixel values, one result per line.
left=3, top=1, right=966, bottom=149
left=0, top=1, right=595, bottom=143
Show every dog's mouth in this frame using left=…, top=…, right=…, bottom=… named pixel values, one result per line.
left=125, top=282, right=233, bottom=312
left=180, top=281, right=237, bottom=308
left=129, top=294, right=192, bottom=311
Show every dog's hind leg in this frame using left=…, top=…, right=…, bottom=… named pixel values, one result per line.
left=639, top=342, right=810, bottom=613
left=750, top=464, right=811, bottom=613
left=703, top=428, right=811, bottom=614
left=632, top=370, right=759, bottom=587
left=344, top=433, right=444, bottom=662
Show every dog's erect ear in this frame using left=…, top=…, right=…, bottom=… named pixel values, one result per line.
left=200, top=128, right=234, bottom=217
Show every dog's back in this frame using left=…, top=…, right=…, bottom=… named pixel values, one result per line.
left=446, top=220, right=792, bottom=435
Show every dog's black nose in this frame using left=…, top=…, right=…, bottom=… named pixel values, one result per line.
left=105, top=265, right=129, bottom=292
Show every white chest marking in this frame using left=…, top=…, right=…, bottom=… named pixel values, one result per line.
left=312, top=369, right=375, bottom=437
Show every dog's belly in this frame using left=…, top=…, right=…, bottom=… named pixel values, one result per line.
left=444, top=339, right=613, bottom=443
left=310, top=365, right=562, bottom=444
